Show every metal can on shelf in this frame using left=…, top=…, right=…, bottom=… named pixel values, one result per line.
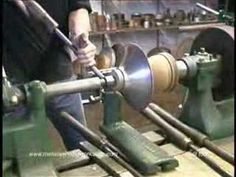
left=143, top=13, right=155, bottom=28
left=111, top=15, right=117, bottom=30
left=105, top=14, right=111, bottom=31
left=97, top=15, right=106, bottom=31
left=155, top=13, right=164, bottom=26
left=90, top=12, right=98, bottom=32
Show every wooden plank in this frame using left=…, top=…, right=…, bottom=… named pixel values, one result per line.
left=59, top=164, right=108, bottom=177
left=138, top=124, right=160, bottom=133
left=149, top=152, right=223, bottom=177
left=90, top=22, right=224, bottom=36
left=160, top=143, right=185, bottom=157
left=79, top=141, right=133, bottom=177
left=53, top=149, right=90, bottom=172
left=197, top=148, right=234, bottom=175
left=212, top=136, right=234, bottom=155
left=58, top=131, right=234, bottom=177
left=142, top=131, right=165, bottom=145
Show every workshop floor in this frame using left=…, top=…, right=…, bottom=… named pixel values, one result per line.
left=47, top=107, right=234, bottom=176
left=53, top=129, right=234, bottom=177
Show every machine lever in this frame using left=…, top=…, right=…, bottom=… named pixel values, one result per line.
left=142, top=107, right=233, bottom=177
left=148, top=103, right=234, bottom=166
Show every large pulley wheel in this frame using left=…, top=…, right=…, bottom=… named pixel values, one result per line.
left=190, top=26, right=234, bottom=101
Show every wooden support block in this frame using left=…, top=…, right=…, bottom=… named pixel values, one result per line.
left=53, top=149, right=90, bottom=172
left=138, top=124, right=160, bottom=133
left=160, top=143, right=185, bottom=157
left=59, top=164, right=108, bottom=177
left=142, top=131, right=165, bottom=145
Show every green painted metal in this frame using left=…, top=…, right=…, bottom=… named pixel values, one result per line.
left=3, top=81, right=179, bottom=176
left=179, top=53, right=234, bottom=140
left=218, top=10, right=234, bottom=26
left=100, top=92, right=179, bottom=175
left=3, top=81, right=58, bottom=177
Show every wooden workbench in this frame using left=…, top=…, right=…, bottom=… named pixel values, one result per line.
left=53, top=130, right=234, bottom=177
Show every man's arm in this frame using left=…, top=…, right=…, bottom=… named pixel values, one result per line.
left=68, top=8, right=91, bottom=39
left=68, top=0, right=96, bottom=67
left=68, top=0, right=92, bottom=41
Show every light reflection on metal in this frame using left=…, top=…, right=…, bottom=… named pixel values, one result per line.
left=118, top=44, right=153, bottom=110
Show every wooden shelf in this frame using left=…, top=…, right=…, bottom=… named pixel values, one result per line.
left=90, top=21, right=224, bottom=36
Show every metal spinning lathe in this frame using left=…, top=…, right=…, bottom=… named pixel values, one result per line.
left=147, top=26, right=234, bottom=140
left=3, top=43, right=180, bottom=176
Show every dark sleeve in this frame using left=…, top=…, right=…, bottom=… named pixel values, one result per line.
left=68, top=0, right=92, bottom=13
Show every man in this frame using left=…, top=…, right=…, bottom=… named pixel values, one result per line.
left=3, top=0, right=96, bottom=150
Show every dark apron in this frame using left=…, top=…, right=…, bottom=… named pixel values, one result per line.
left=3, top=0, right=73, bottom=84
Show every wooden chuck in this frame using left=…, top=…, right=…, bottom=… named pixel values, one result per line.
left=148, top=52, right=179, bottom=92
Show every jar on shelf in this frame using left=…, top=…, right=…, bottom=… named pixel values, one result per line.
left=142, top=13, right=155, bottom=28
left=155, top=13, right=164, bottom=26
left=131, top=13, right=142, bottom=28
left=163, top=9, right=173, bottom=25
left=143, top=16, right=151, bottom=28
left=113, top=13, right=125, bottom=29
left=173, top=10, right=187, bottom=25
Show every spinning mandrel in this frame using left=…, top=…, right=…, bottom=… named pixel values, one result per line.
left=148, top=52, right=180, bottom=92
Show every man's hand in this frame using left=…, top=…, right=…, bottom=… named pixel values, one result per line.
left=71, top=33, right=96, bottom=67
left=68, top=8, right=96, bottom=67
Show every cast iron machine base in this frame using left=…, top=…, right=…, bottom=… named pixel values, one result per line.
left=101, top=92, right=178, bottom=175
left=179, top=26, right=234, bottom=139
left=147, top=26, right=234, bottom=140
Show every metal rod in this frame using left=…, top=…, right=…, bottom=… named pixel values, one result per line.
left=55, top=29, right=74, bottom=47
left=189, top=144, right=232, bottom=177
left=178, top=23, right=224, bottom=31
left=142, top=107, right=232, bottom=177
left=196, top=3, right=220, bottom=15
left=91, top=66, right=106, bottom=79
left=13, top=0, right=105, bottom=79
left=60, top=111, right=128, bottom=162
left=46, top=76, right=115, bottom=98
left=142, top=107, right=192, bottom=150
left=176, top=60, right=188, bottom=79
left=204, top=140, right=234, bottom=165
left=2, top=66, right=7, bottom=78
left=61, top=112, right=144, bottom=177
left=149, top=103, right=208, bottom=144
left=148, top=103, right=234, bottom=166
